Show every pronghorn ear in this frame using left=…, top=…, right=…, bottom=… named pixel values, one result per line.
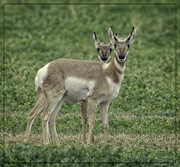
left=108, top=26, right=118, bottom=48
left=126, top=27, right=136, bottom=45
left=108, top=26, right=116, bottom=45
left=93, top=32, right=100, bottom=49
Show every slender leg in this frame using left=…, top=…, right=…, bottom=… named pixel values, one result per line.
left=41, top=99, right=59, bottom=145
left=24, top=88, right=45, bottom=141
left=49, top=99, right=64, bottom=144
left=87, top=99, right=98, bottom=145
left=41, top=86, right=66, bottom=145
left=80, top=100, right=87, bottom=144
left=100, top=101, right=110, bottom=144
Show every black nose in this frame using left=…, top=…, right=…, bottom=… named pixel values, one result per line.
left=101, top=56, right=108, bottom=61
left=119, top=54, right=125, bottom=60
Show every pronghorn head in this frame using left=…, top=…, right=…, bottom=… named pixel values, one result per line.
left=93, top=32, right=113, bottom=63
left=108, top=26, right=136, bottom=62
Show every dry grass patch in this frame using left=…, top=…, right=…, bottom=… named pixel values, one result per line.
left=2, top=132, right=179, bottom=153
left=115, top=113, right=175, bottom=121
left=107, top=133, right=179, bottom=152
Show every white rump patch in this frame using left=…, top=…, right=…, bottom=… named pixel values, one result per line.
left=36, top=63, right=49, bottom=90
left=35, top=76, right=39, bottom=91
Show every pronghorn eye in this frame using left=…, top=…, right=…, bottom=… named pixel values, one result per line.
left=97, top=48, right=100, bottom=52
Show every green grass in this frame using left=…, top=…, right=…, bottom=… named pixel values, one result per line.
left=0, top=143, right=178, bottom=167
left=1, top=0, right=180, bottom=166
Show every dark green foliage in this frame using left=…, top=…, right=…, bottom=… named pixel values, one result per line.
left=0, top=144, right=179, bottom=166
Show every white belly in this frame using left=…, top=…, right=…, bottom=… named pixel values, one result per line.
left=64, top=77, right=95, bottom=103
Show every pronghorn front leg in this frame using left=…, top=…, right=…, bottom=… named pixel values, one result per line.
left=100, top=101, right=110, bottom=144
left=87, top=99, right=98, bottom=145
left=80, top=100, right=88, bottom=144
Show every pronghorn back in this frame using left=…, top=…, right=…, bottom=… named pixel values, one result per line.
left=37, top=59, right=109, bottom=103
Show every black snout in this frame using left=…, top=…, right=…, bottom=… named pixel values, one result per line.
left=119, top=54, right=125, bottom=60
left=101, top=56, right=108, bottom=62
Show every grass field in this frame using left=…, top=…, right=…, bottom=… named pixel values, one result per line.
left=1, top=0, right=180, bottom=166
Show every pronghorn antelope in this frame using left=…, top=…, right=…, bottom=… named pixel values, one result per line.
left=25, top=26, right=136, bottom=145
left=93, top=32, right=113, bottom=63
left=24, top=31, right=113, bottom=144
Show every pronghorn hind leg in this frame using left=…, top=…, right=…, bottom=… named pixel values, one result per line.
left=41, top=101, right=59, bottom=145
left=49, top=98, right=64, bottom=145
left=24, top=88, right=45, bottom=142
left=41, top=88, right=66, bottom=145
